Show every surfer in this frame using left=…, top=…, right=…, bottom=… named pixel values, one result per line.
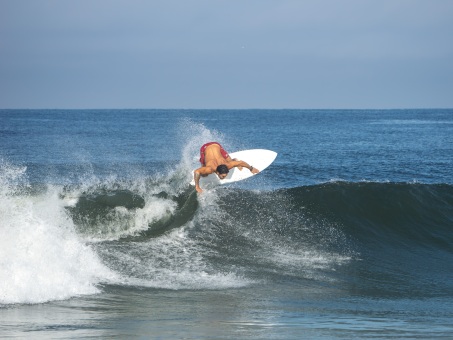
left=194, top=142, right=259, bottom=193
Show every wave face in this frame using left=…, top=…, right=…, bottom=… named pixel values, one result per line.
left=2, top=155, right=452, bottom=305
left=283, top=182, right=453, bottom=297
left=286, top=182, right=453, bottom=251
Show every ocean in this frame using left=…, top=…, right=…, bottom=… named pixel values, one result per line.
left=1, top=109, right=452, bottom=339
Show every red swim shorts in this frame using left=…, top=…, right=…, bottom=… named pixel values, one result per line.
left=199, top=142, right=229, bottom=165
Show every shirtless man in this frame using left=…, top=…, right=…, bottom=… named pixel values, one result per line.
left=194, top=142, right=259, bottom=193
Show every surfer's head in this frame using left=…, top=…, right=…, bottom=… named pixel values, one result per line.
left=216, top=164, right=229, bottom=179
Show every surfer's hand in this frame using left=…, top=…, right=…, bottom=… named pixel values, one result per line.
left=251, top=167, right=260, bottom=174
left=195, top=186, right=203, bottom=194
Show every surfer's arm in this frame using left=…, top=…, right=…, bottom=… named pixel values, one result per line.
left=228, top=160, right=259, bottom=174
left=194, top=167, right=213, bottom=193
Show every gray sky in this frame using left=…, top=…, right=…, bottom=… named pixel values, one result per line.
left=1, top=0, right=452, bottom=109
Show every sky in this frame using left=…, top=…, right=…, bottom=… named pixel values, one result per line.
left=1, top=0, right=452, bottom=109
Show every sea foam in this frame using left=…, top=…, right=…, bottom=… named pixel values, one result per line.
left=0, top=161, right=116, bottom=305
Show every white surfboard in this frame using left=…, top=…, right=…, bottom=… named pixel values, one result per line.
left=190, top=149, right=277, bottom=187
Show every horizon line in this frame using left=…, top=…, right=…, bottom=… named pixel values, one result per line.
left=1, top=107, right=452, bottom=111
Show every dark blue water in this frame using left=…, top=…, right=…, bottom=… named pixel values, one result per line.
left=1, top=109, right=453, bottom=339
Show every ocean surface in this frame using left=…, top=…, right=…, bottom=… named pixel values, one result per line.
left=1, top=109, right=453, bottom=339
